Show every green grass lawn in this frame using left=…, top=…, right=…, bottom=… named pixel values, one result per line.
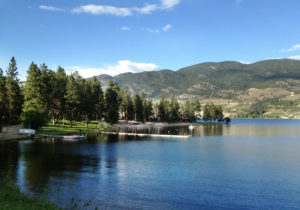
left=38, top=120, right=112, bottom=135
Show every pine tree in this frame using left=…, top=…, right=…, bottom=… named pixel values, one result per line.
left=23, top=62, right=43, bottom=111
left=133, top=94, right=144, bottom=122
left=203, top=104, right=210, bottom=121
left=5, top=57, right=23, bottom=122
left=65, top=74, right=81, bottom=127
left=168, top=96, right=180, bottom=123
left=90, top=77, right=104, bottom=120
left=144, top=99, right=153, bottom=122
left=55, top=66, right=67, bottom=123
left=105, top=81, right=120, bottom=124
left=158, top=95, right=168, bottom=122
left=22, top=62, right=48, bottom=129
left=0, top=68, right=8, bottom=125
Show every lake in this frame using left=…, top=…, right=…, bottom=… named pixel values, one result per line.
left=1, top=119, right=300, bottom=209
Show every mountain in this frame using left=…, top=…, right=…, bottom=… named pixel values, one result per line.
left=94, top=59, right=300, bottom=101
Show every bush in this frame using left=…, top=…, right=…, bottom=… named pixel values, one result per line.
left=21, top=108, right=48, bottom=129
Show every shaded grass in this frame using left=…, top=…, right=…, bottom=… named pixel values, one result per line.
left=0, top=179, right=60, bottom=210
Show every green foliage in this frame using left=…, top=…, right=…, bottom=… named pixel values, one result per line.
left=21, top=108, right=48, bottom=129
left=5, top=57, right=23, bottom=123
left=181, top=101, right=195, bottom=121
left=249, top=101, right=268, bottom=118
left=203, top=103, right=224, bottom=122
left=158, top=95, right=168, bottom=122
left=0, top=68, right=8, bottom=125
left=65, top=74, right=81, bottom=126
left=133, top=94, right=144, bottom=122
left=105, top=81, right=120, bottom=124
left=0, top=177, right=60, bottom=210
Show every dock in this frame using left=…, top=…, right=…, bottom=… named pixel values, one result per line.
left=102, top=132, right=191, bottom=138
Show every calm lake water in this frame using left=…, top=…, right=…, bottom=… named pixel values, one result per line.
left=1, top=119, right=300, bottom=209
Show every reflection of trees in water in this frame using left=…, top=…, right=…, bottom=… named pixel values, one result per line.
left=193, top=124, right=224, bottom=136
left=0, top=142, right=20, bottom=180
left=21, top=141, right=100, bottom=194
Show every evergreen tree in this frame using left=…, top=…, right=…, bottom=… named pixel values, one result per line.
left=119, top=87, right=134, bottom=121
left=22, top=62, right=48, bottom=129
left=65, top=74, right=81, bottom=127
left=168, top=96, right=180, bottom=123
left=194, top=100, right=201, bottom=115
left=182, top=101, right=195, bottom=121
left=105, top=81, right=120, bottom=124
left=90, top=77, right=104, bottom=120
left=5, top=57, right=23, bottom=122
left=133, top=94, right=144, bottom=122
left=40, top=64, right=57, bottom=123
left=208, top=103, right=217, bottom=121
left=23, top=62, right=43, bottom=112
left=55, top=66, right=67, bottom=123
left=158, top=95, right=168, bottom=122
left=0, top=68, right=8, bottom=125
left=144, top=99, right=153, bottom=122
left=202, top=104, right=211, bottom=121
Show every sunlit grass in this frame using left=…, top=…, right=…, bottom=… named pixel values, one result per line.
left=38, top=120, right=112, bottom=135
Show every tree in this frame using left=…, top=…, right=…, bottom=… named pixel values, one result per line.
left=23, top=62, right=43, bottom=112
left=158, top=95, right=168, bottom=122
left=208, top=103, right=217, bottom=121
left=119, top=87, right=134, bottom=121
left=5, top=57, right=23, bottom=122
left=105, top=81, right=120, bottom=124
left=54, top=66, right=67, bottom=124
left=65, top=74, right=81, bottom=127
left=90, top=77, right=104, bottom=120
left=182, top=101, right=195, bottom=121
left=168, top=96, right=180, bottom=123
left=40, top=64, right=57, bottom=122
left=0, top=68, right=8, bottom=125
left=144, top=98, right=153, bottom=122
left=133, top=94, right=144, bottom=122
left=23, top=62, right=49, bottom=128
left=202, top=104, right=210, bottom=121
left=194, top=100, right=201, bottom=115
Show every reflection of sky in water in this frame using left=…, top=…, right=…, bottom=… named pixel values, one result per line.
left=2, top=119, right=300, bottom=209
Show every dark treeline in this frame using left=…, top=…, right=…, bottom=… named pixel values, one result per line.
left=0, top=57, right=226, bottom=129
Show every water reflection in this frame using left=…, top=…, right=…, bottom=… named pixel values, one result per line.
left=116, top=120, right=300, bottom=137
left=0, top=142, right=20, bottom=180
left=1, top=119, right=300, bottom=209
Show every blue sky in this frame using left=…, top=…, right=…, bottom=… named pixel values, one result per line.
left=1, top=0, right=300, bottom=79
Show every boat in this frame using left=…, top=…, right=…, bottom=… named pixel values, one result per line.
left=188, top=125, right=195, bottom=130
left=63, top=134, right=85, bottom=141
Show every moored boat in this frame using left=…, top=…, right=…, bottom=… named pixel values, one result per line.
left=63, top=134, right=85, bottom=141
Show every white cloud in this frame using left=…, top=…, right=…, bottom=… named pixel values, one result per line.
left=146, top=28, right=161, bottom=33
left=280, top=44, right=300, bottom=53
left=146, top=24, right=172, bottom=33
left=162, top=24, right=172, bottom=31
left=239, top=61, right=252, bottom=64
left=66, top=60, right=160, bottom=78
left=135, top=4, right=158, bottom=14
left=288, top=55, right=300, bottom=60
left=161, top=0, right=180, bottom=9
left=121, top=26, right=130, bottom=31
left=71, top=0, right=180, bottom=16
left=71, top=5, right=132, bottom=16
left=40, top=5, right=65, bottom=12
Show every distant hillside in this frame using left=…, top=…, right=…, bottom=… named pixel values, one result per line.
left=93, top=59, right=300, bottom=101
